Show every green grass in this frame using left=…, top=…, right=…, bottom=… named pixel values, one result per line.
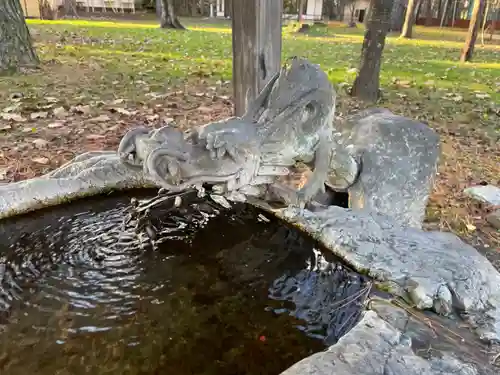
left=5, top=18, right=496, bottom=134
left=4, top=18, right=493, bottom=138
left=23, top=19, right=500, bottom=99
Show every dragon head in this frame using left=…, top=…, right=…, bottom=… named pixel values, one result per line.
left=244, top=56, right=336, bottom=145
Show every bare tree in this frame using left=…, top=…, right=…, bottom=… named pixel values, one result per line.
left=160, top=0, right=185, bottom=29
left=63, top=0, right=78, bottom=17
left=481, top=0, right=499, bottom=43
left=424, top=0, right=433, bottom=25
left=400, top=0, right=419, bottom=37
left=298, top=0, right=306, bottom=22
left=347, top=0, right=357, bottom=26
left=439, top=0, right=450, bottom=26
left=490, top=6, right=499, bottom=41
left=460, top=0, right=486, bottom=62
left=0, top=0, right=39, bottom=72
left=351, top=0, right=394, bottom=102
left=39, top=0, right=58, bottom=19
left=481, top=0, right=491, bottom=44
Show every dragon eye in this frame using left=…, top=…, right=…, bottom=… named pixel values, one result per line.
left=305, top=102, right=316, bottom=115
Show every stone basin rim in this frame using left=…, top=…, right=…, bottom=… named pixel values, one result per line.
left=0, top=152, right=499, bottom=375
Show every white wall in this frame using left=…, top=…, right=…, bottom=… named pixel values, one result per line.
left=343, top=0, right=371, bottom=23
left=305, top=0, right=323, bottom=21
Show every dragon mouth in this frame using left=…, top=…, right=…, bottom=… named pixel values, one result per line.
left=120, top=152, right=144, bottom=169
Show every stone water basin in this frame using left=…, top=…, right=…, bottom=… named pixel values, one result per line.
left=0, top=190, right=370, bottom=374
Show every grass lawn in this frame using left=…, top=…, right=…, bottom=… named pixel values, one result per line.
left=0, top=17, right=498, bottom=251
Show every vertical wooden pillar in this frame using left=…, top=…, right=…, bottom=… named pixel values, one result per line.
left=231, top=0, right=283, bottom=117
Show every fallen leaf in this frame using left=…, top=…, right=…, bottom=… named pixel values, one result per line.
left=86, top=134, right=105, bottom=140
left=30, top=111, right=49, bottom=120
left=0, top=124, right=12, bottom=131
left=32, top=139, right=49, bottom=148
left=466, top=224, right=476, bottom=232
left=32, top=157, right=50, bottom=165
left=48, top=122, right=64, bottom=128
left=398, top=80, right=411, bottom=88
left=475, top=93, right=490, bottom=99
left=1, top=113, right=27, bottom=122
left=72, top=105, right=91, bottom=114
left=113, top=108, right=134, bottom=116
left=92, top=114, right=111, bottom=122
left=45, top=97, right=59, bottom=103
left=198, top=106, right=213, bottom=113
left=2, top=104, right=21, bottom=113
left=53, top=106, right=69, bottom=118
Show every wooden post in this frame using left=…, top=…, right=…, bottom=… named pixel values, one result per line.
left=231, top=0, right=283, bottom=117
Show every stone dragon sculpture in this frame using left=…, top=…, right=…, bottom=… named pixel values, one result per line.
left=117, top=57, right=360, bottom=209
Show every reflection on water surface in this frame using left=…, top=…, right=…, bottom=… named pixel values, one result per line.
left=0, top=191, right=369, bottom=375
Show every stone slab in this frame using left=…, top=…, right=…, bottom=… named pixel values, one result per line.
left=486, top=209, right=500, bottom=230
left=338, top=108, right=440, bottom=229
left=464, top=185, right=500, bottom=206
left=280, top=310, right=496, bottom=375
left=277, top=205, right=500, bottom=343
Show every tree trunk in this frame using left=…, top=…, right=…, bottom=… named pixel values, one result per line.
left=39, top=0, right=57, bottom=20
left=390, top=0, right=407, bottom=31
left=351, top=0, right=394, bottom=102
left=350, top=4, right=356, bottom=24
left=439, top=0, right=450, bottom=27
left=400, top=0, right=418, bottom=38
left=416, top=0, right=423, bottom=19
left=480, top=0, right=490, bottom=44
left=189, top=0, right=198, bottom=17
left=63, top=0, right=78, bottom=17
left=436, top=0, right=443, bottom=21
left=365, top=0, right=374, bottom=25
left=231, top=0, right=282, bottom=116
left=451, top=0, right=458, bottom=27
left=160, top=0, right=185, bottom=29
left=298, top=0, right=305, bottom=22
left=224, top=0, right=231, bottom=17
left=460, top=0, right=486, bottom=62
left=156, top=0, right=162, bottom=17
left=489, top=10, right=498, bottom=41
left=0, top=0, right=39, bottom=72
left=425, top=0, right=433, bottom=25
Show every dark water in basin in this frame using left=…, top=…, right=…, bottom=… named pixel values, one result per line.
left=0, top=190, right=370, bottom=375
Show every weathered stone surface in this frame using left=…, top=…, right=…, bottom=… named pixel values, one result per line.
left=0, top=151, right=154, bottom=219
left=464, top=185, right=500, bottom=206
left=277, top=205, right=500, bottom=343
left=336, top=108, right=440, bottom=229
left=486, top=209, right=500, bottom=230
left=280, top=310, right=497, bottom=375
left=117, top=57, right=360, bottom=209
